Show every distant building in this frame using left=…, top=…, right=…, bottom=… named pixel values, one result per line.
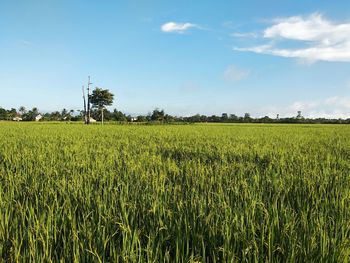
left=13, top=116, right=22, bottom=122
left=35, top=114, right=43, bottom=121
left=89, top=117, right=97, bottom=123
left=130, top=117, right=137, bottom=122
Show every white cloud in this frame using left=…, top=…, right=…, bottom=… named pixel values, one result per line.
left=230, top=32, right=258, bottom=38
left=161, top=22, right=198, bottom=33
left=235, top=13, right=350, bottom=62
left=223, top=65, right=250, bottom=82
left=288, top=101, right=320, bottom=111
left=346, top=79, right=350, bottom=89
left=325, top=96, right=350, bottom=109
left=307, top=111, right=350, bottom=119
left=263, top=96, right=350, bottom=119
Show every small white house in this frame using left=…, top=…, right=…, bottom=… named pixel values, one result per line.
left=89, top=117, right=97, bottom=123
left=35, top=114, right=43, bottom=121
left=130, top=117, right=138, bottom=122
left=13, top=116, right=22, bottom=122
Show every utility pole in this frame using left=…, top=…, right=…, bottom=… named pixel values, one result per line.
left=82, top=85, right=87, bottom=124
left=87, top=76, right=92, bottom=124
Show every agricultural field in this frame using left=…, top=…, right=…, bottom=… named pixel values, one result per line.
left=0, top=122, right=350, bottom=262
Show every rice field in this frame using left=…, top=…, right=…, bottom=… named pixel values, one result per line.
left=0, top=122, right=350, bottom=262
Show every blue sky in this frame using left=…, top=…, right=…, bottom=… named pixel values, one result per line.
left=1, top=0, right=350, bottom=118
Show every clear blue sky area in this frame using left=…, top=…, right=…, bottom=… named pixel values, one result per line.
left=1, top=0, right=350, bottom=117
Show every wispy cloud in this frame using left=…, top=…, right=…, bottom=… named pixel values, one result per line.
left=223, top=65, right=250, bottom=82
left=16, top=40, right=33, bottom=47
left=230, top=32, right=258, bottom=38
left=222, top=21, right=235, bottom=29
left=161, top=22, right=198, bottom=33
left=235, top=13, right=350, bottom=62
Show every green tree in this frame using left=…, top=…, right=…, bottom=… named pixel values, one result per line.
left=24, top=107, right=40, bottom=121
left=61, top=108, right=68, bottom=120
left=136, top=115, right=147, bottom=122
left=89, top=88, right=114, bottom=124
left=18, top=106, right=26, bottom=116
left=221, top=113, right=228, bottom=122
left=244, top=113, right=251, bottom=122
left=8, top=108, right=17, bottom=120
left=50, top=111, right=61, bottom=121
left=32, top=107, right=39, bottom=115
left=151, top=108, right=165, bottom=122
left=0, top=108, right=7, bottom=120
left=229, top=114, right=238, bottom=122
left=111, top=109, right=127, bottom=122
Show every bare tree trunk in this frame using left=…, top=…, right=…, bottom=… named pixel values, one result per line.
left=82, top=85, right=87, bottom=124
left=101, top=108, right=104, bottom=125
left=87, top=76, right=92, bottom=124
left=87, top=87, right=91, bottom=124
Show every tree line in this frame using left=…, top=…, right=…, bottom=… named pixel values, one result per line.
left=3, top=77, right=348, bottom=124
left=0, top=106, right=350, bottom=124
left=0, top=107, right=126, bottom=122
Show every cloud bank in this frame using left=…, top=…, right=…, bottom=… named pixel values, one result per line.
left=161, top=22, right=198, bottom=33
left=235, top=13, right=350, bottom=62
left=262, top=96, right=350, bottom=119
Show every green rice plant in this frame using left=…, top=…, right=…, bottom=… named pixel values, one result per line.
left=0, top=122, right=349, bottom=262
